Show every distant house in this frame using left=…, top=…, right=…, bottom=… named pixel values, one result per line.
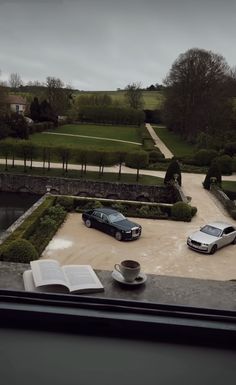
left=6, top=95, right=27, bottom=115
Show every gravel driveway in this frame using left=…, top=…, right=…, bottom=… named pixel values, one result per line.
left=42, top=171, right=236, bottom=281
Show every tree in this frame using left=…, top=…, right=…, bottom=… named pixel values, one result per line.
left=9, top=73, right=23, bottom=88
left=125, top=82, right=144, bottom=109
left=46, top=76, right=72, bottom=115
left=163, top=48, right=233, bottom=143
left=203, top=161, right=222, bottom=190
left=30, top=97, right=41, bottom=122
left=164, top=159, right=182, bottom=186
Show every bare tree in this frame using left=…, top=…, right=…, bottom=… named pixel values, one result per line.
left=163, top=48, right=233, bottom=143
left=9, top=72, right=23, bottom=88
left=125, top=82, right=144, bottom=109
left=46, top=76, right=72, bottom=115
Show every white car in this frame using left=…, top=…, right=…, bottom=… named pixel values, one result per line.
left=187, top=222, right=236, bottom=254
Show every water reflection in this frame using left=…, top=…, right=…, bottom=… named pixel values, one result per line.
left=0, top=192, right=41, bottom=234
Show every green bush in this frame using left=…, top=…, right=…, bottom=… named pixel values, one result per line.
left=55, top=196, right=74, bottom=211
left=193, top=149, right=218, bottom=166
left=137, top=205, right=163, bottom=218
left=191, top=206, right=198, bottom=217
left=164, top=159, right=182, bottom=186
left=171, top=202, right=192, bottom=222
left=148, top=149, right=164, bottom=164
left=203, top=161, right=222, bottom=190
left=47, top=204, right=67, bottom=222
left=2, top=239, right=38, bottom=263
left=111, top=202, right=127, bottom=215
left=216, top=155, right=233, bottom=175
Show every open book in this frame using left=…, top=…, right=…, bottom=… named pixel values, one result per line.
left=23, top=259, right=104, bottom=294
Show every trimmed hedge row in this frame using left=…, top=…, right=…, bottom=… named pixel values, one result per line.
left=0, top=196, right=67, bottom=262
left=56, top=196, right=197, bottom=222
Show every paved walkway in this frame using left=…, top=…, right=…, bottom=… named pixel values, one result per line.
left=145, top=123, right=173, bottom=158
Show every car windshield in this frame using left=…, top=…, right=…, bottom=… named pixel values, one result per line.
left=200, top=225, right=222, bottom=237
left=108, top=212, right=126, bottom=223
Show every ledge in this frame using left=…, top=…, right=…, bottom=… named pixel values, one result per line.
left=0, top=261, right=236, bottom=311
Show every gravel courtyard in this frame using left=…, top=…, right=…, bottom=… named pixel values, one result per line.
left=41, top=170, right=236, bottom=282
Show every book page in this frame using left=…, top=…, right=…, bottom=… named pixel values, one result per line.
left=62, top=265, right=104, bottom=292
left=30, top=259, right=67, bottom=288
left=23, top=270, right=68, bottom=293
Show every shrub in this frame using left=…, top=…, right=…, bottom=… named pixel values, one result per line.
left=111, top=202, right=127, bottom=215
left=203, top=161, right=222, bottom=190
left=2, top=239, right=38, bottom=263
left=55, top=196, right=74, bottom=211
left=84, top=200, right=103, bottom=210
left=224, top=142, right=236, bottom=157
left=47, top=204, right=67, bottom=222
left=191, top=206, right=198, bottom=217
left=216, top=155, right=233, bottom=175
left=148, top=149, right=164, bottom=164
left=137, top=205, right=162, bottom=218
left=164, top=159, right=182, bottom=186
left=171, top=202, right=192, bottom=222
left=193, top=149, right=218, bottom=166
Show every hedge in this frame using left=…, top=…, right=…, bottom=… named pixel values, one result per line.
left=0, top=195, right=56, bottom=260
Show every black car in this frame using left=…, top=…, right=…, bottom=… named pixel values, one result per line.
left=82, top=207, right=142, bottom=241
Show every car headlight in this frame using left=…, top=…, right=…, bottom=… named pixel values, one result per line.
left=125, top=230, right=132, bottom=234
left=201, top=243, right=209, bottom=246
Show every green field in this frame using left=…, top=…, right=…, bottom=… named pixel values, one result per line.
left=153, top=125, right=196, bottom=157
left=30, top=124, right=142, bottom=151
left=222, top=181, right=236, bottom=192
left=51, top=124, right=142, bottom=142
left=75, top=90, right=164, bottom=110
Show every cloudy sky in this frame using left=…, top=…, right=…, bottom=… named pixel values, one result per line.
left=0, top=0, right=235, bottom=90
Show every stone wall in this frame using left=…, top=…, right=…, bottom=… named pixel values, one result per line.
left=0, top=173, right=181, bottom=203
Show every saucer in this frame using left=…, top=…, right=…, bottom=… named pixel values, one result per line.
left=112, top=270, right=147, bottom=286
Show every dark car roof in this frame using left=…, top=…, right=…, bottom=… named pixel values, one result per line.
left=93, top=207, right=119, bottom=215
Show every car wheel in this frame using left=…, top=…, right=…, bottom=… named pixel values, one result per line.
left=85, top=219, right=92, bottom=228
left=232, top=236, right=236, bottom=244
left=115, top=231, right=122, bottom=241
left=210, top=244, right=217, bottom=254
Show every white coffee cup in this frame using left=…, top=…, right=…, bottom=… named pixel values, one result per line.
left=114, top=260, right=141, bottom=282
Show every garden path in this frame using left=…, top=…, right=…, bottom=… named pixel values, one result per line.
left=145, top=123, right=173, bottom=158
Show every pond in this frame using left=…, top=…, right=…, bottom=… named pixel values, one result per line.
left=0, top=192, right=41, bottom=235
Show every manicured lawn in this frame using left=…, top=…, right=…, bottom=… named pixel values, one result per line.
left=0, top=164, right=163, bottom=185
left=222, top=181, right=236, bottom=192
left=29, top=123, right=143, bottom=151
left=152, top=125, right=197, bottom=157
left=30, top=133, right=140, bottom=151
left=50, top=124, right=142, bottom=142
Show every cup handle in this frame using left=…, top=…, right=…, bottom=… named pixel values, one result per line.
left=114, top=264, right=121, bottom=274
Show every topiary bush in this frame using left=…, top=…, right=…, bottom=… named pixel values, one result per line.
left=2, top=239, right=38, bottom=263
left=171, top=202, right=192, bottom=222
left=203, top=161, right=222, bottom=190
left=164, top=159, right=182, bottom=186
left=191, top=206, right=198, bottom=218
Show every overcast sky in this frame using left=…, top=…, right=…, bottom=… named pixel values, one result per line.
left=0, top=0, right=235, bottom=90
